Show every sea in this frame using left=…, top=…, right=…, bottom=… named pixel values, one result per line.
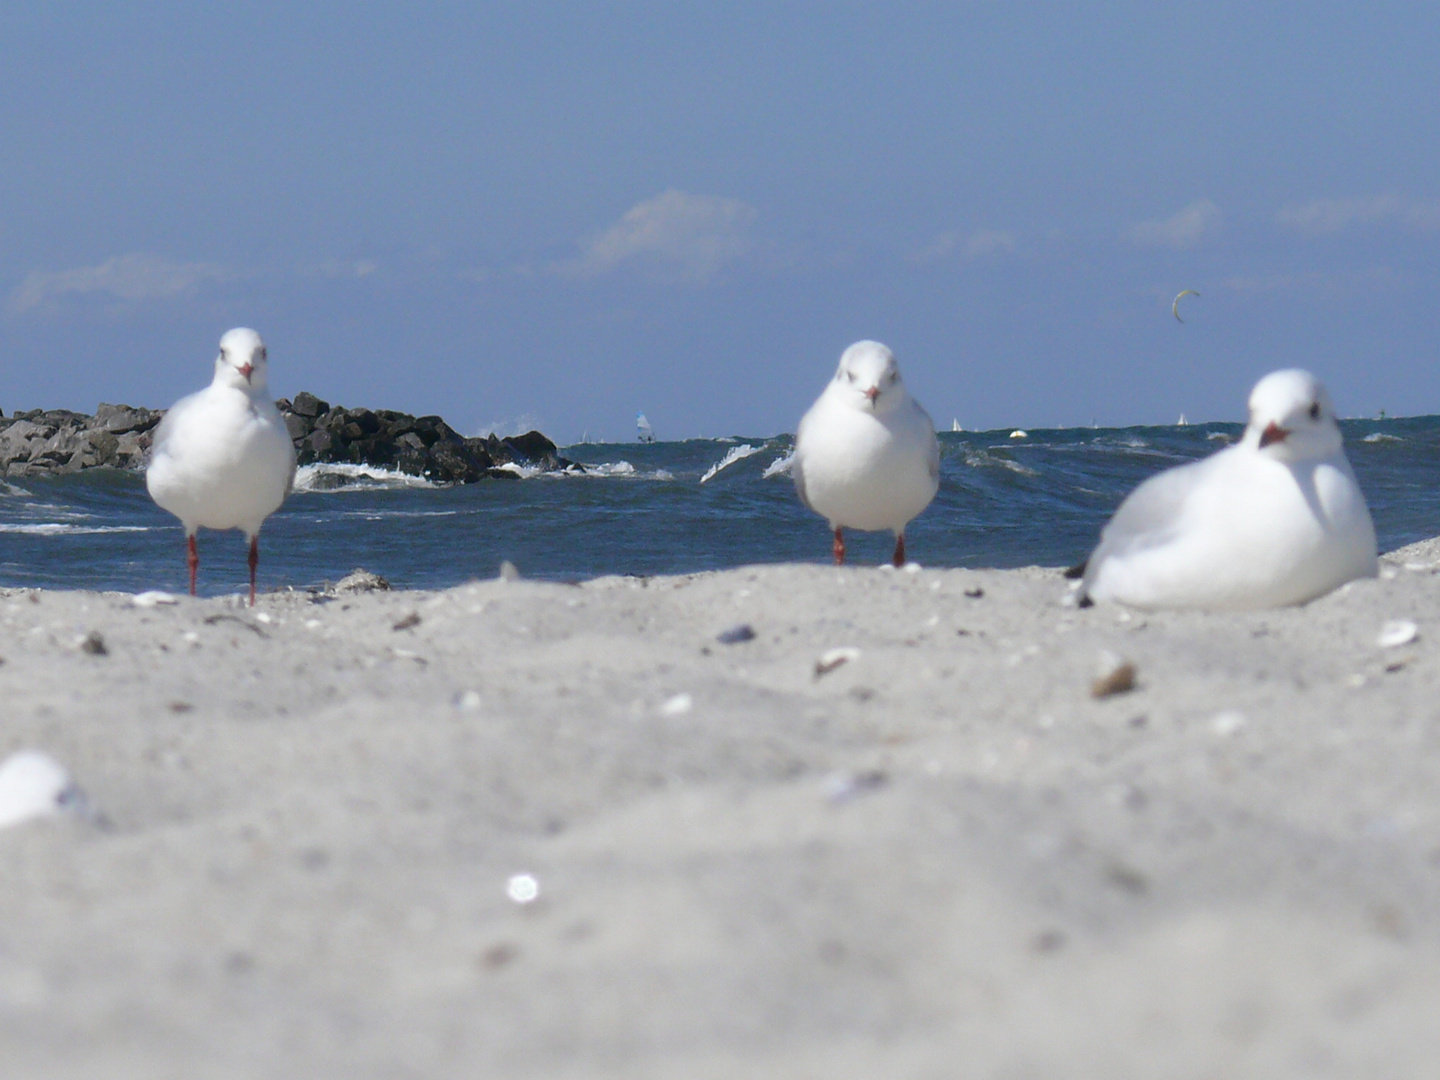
left=2, top=418, right=1438, bottom=596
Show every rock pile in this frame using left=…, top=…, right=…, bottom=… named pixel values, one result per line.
left=0, top=405, right=162, bottom=477
left=276, top=393, right=576, bottom=484
left=0, top=396, right=574, bottom=483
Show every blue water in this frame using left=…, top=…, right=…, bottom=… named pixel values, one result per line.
left=2, top=419, right=1438, bottom=595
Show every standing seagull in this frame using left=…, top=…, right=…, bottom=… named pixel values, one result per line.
left=147, top=328, right=297, bottom=604
left=792, top=340, right=940, bottom=566
left=1069, top=369, right=1376, bottom=610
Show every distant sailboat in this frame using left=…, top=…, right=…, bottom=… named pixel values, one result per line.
left=1177, top=413, right=1189, bottom=426
left=951, top=419, right=964, bottom=432
left=636, top=412, right=655, bottom=444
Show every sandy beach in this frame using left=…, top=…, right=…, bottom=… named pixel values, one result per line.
left=3, top=547, right=1440, bottom=1078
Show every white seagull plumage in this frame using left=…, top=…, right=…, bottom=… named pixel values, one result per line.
left=146, top=328, right=296, bottom=604
left=1072, top=369, right=1377, bottom=610
left=0, top=750, right=87, bottom=831
left=792, top=340, right=940, bottom=566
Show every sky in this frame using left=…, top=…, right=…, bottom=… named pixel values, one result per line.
left=3, top=3, right=1440, bottom=442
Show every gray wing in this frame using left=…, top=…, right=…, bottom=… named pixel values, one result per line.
left=791, top=408, right=817, bottom=512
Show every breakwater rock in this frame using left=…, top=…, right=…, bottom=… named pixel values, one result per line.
left=1, top=405, right=162, bottom=477
left=0, top=396, right=574, bottom=483
left=276, top=393, right=576, bottom=484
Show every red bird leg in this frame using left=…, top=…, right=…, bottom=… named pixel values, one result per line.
left=833, top=527, right=846, bottom=565
left=893, top=533, right=906, bottom=568
left=186, top=534, right=199, bottom=597
left=247, top=536, right=259, bottom=607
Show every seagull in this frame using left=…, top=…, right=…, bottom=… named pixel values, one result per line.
left=792, top=340, right=940, bottom=566
left=147, top=328, right=297, bottom=605
left=1068, top=369, right=1377, bottom=610
left=0, top=750, right=88, bottom=830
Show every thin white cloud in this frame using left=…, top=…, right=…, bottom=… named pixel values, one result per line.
left=554, top=189, right=758, bottom=282
left=913, top=228, right=1016, bottom=264
left=1125, top=199, right=1223, bottom=249
left=1219, top=265, right=1399, bottom=295
left=303, top=258, right=380, bottom=279
left=7, top=252, right=227, bottom=313
left=1277, top=194, right=1440, bottom=236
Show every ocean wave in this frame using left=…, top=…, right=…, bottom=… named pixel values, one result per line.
left=0, top=523, right=151, bottom=536
left=0, top=483, right=33, bottom=498
left=963, top=449, right=1040, bottom=477
left=293, top=463, right=438, bottom=492
left=699, top=444, right=762, bottom=484
left=1363, top=432, right=1403, bottom=443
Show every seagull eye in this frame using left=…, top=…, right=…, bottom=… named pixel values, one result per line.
left=846, top=371, right=856, bottom=383
left=1308, top=402, right=1321, bottom=420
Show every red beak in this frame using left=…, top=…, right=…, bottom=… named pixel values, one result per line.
left=238, top=362, right=254, bottom=383
left=864, top=386, right=880, bottom=404
left=1258, top=421, right=1289, bottom=448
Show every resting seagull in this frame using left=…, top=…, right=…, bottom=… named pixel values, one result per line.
left=792, top=340, right=940, bottom=566
left=147, top=328, right=296, bottom=604
left=1069, top=369, right=1376, bottom=610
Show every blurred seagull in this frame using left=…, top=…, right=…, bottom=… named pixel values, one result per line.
left=1068, top=369, right=1376, bottom=609
left=0, top=750, right=88, bottom=830
left=792, top=340, right=940, bottom=566
left=147, top=328, right=296, bottom=604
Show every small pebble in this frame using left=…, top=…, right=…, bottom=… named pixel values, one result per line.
left=964, top=587, right=984, bottom=599
left=824, top=769, right=888, bottom=804
left=1091, top=651, right=1136, bottom=698
left=815, top=646, right=861, bottom=676
left=716, top=624, right=756, bottom=645
left=455, top=690, right=482, bottom=710
left=392, top=612, right=422, bottom=631
left=79, top=631, right=108, bottom=656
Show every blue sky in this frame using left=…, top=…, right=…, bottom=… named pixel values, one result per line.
left=3, top=3, right=1439, bottom=441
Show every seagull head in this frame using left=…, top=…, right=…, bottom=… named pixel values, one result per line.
left=1244, top=369, right=1343, bottom=461
left=832, top=340, right=906, bottom=414
left=214, top=327, right=270, bottom=393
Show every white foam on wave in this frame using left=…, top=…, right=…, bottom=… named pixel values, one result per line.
left=292, top=462, right=438, bottom=492
left=493, top=461, right=545, bottom=479
left=563, top=460, right=676, bottom=481
left=0, top=523, right=151, bottom=536
left=1364, top=432, right=1402, bottom=443
left=761, top=452, right=794, bottom=479
left=964, top=449, right=1040, bottom=477
left=699, top=444, right=761, bottom=484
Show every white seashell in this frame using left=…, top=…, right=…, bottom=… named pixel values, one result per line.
left=660, top=693, right=693, bottom=716
left=506, top=873, right=539, bottom=904
left=1211, top=710, right=1246, bottom=736
left=1377, top=620, right=1419, bottom=648
left=132, top=591, right=181, bottom=607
